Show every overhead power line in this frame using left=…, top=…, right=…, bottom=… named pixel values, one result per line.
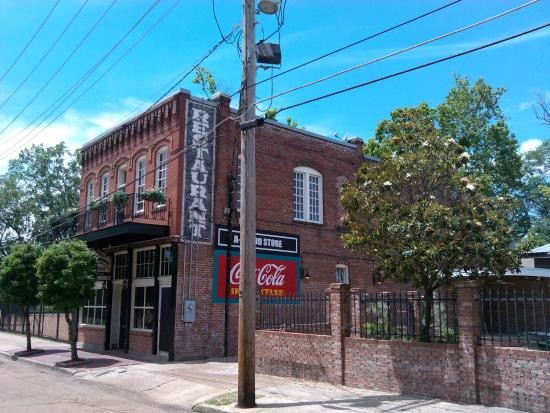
left=255, top=0, right=539, bottom=106
left=0, top=0, right=160, bottom=138
left=0, top=0, right=90, bottom=110
left=270, top=23, right=550, bottom=117
left=231, top=0, right=464, bottom=100
left=0, top=0, right=118, bottom=140
left=0, top=0, right=61, bottom=83
left=0, top=0, right=183, bottom=162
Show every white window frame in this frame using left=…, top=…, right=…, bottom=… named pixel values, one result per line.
left=81, top=282, right=106, bottom=327
left=131, top=283, right=155, bottom=332
left=99, top=173, right=110, bottom=224
left=135, top=156, right=146, bottom=213
left=134, top=246, right=155, bottom=279
left=86, top=179, right=95, bottom=207
left=293, top=166, right=323, bottom=224
left=159, top=244, right=172, bottom=278
left=336, top=264, right=349, bottom=284
left=113, top=251, right=129, bottom=280
left=117, top=164, right=127, bottom=189
left=155, top=147, right=168, bottom=202
left=235, top=154, right=242, bottom=211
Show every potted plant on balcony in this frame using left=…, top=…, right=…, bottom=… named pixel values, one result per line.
left=142, top=188, right=166, bottom=205
left=111, top=190, right=128, bottom=209
left=89, top=197, right=107, bottom=212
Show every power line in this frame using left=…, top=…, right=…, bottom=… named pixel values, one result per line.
left=0, top=0, right=183, bottom=162
left=255, top=0, right=539, bottom=106
left=0, top=0, right=90, bottom=110
left=0, top=0, right=119, bottom=141
left=231, top=0, right=464, bottom=100
left=0, top=0, right=61, bottom=83
left=270, top=23, right=550, bottom=117
left=0, top=0, right=160, bottom=138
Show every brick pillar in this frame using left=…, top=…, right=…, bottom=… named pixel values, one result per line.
left=455, top=280, right=481, bottom=404
left=328, top=283, right=350, bottom=385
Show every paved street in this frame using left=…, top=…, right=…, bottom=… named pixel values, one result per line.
left=0, top=332, right=522, bottom=413
left=0, top=357, right=190, bottom=412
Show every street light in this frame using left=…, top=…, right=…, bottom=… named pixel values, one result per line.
left=257, top=0, right=279, bottom=14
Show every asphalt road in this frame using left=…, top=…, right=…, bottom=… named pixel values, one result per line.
left=0, top=357, right=191, bottom=413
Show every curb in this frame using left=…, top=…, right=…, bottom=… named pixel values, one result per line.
left=192, top=403, right=234, bottom=413
left=0, top=350, right=76, bottom=376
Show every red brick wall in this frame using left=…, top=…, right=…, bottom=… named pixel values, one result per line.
left=78, top=326, right=105, bottom=348
left=129, top=330, right=152, bottom=354
left=256, top=330, right=333, bottom=382
left=477, top=346, right=550, bottom=412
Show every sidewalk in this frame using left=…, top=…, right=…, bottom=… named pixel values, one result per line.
left=0, top=331, right=521, bottom=413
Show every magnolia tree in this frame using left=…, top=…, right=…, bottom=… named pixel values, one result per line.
left=37, top=240, right=97, bottom=361
left=341, top=108, right=520, bottom=341
left=0, top=242, right=42, bottom=352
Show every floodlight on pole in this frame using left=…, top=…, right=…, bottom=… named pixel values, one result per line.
left=258, top=0, right=279, bottom=14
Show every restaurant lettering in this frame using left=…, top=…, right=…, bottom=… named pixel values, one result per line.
left=183, top=100, right=215, bottom=242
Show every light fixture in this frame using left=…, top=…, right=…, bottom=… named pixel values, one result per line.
left=301, top=268, right=310, bottom=280
left=258, top=0, right=279, bottom=15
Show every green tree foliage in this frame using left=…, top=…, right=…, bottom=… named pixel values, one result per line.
left=365, top=76, right=527, bottom=236
left=0, top=242, right=42, bottom=351
left=37, top=240, right=97, bottom=361
left=519, top=140, right=550, bottom=249
left=341, top=119, right=520, bottom=341
left=192, top=66, right=217, bottom=98
left=0, top=143, right=80, bottom=254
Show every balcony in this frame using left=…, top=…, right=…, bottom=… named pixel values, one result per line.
left=76, top=194, right=171, bottom=248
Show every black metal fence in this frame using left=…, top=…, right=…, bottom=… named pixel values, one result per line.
left=349, top=290, right=458, bottom=343
left=481, top=288, right=550, bottom=350
left=0, top=303, right=65, bottom=341
left=258, top=293, right=331, bottom=335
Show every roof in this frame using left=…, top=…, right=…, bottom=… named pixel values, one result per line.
left=529, top=243, right=550, bottom=254
left=505, top=267, right=550, bottom=278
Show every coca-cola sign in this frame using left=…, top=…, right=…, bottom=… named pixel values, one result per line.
left=212, top=250, right=300, bottom=303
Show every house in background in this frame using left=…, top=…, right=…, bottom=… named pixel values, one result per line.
left=75, top=89, right=387, bottom=360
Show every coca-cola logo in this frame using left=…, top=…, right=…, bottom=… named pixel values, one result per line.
left=230, top=262, right=287, bottom=286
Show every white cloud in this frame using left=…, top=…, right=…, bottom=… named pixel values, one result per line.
left=520, top=139, right=543, bottom=154
left=0, top=98, right=145, bottom=172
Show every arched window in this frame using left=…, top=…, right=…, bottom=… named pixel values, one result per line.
left=155, top=147, right=168, bottom=196
left=117, top=164, right=127, bottom=189
left=86, top=179, right=95, bottom=207
left=293, top=166, right=323, bottom=223
left=100, top=172, right=109, bottom=198
left=135, top=156, right=146, bottom=213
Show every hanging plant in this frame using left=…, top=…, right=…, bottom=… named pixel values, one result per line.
left=111, top=190, right=128, bottom=208
left=142, top=188, right=166, bottom=204
left=89, top=198, right=107, bottom=211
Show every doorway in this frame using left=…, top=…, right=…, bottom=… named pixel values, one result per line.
left=158, top=286, right=172, bottom=354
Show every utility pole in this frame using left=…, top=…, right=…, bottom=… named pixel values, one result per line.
left=237, top=0, right=257, bottom=408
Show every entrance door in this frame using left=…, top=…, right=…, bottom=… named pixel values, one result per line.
left=119, top=287, right=129, bottom=349
left=158, top=287, right=172, bottom=353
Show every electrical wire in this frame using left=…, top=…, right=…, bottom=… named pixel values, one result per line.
left=255, top=0, right=539, bottom=106
left=0, top=0, right=61, bottom=83
left=0, top=0, right=159, bottom=138
left=0, top=0, right=90, bottom=110
left=0, top=0, right=183, bottom=162
left=231, top=0, right=463, bottom=100
left=270, top=23, right=550, bottom=117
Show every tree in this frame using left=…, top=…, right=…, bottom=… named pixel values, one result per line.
left=341, top=114, right=520, bottom=341
left=0, top=143, right=80, bottom=254
left=365, top=76, right=527, bottom=236
left=534, top=92, right=550, bottom=126
left=37, top=240, right=97, bottom=362
left=192, top=66, right=217, bottom=98
left=0, top=242, right=42, bottom=351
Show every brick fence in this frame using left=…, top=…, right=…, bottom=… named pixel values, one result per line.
left=256, top=282, right=550, bottom=412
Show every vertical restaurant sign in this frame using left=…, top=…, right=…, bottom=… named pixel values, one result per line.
left=183, top=99, right=216, bottom=243
left=212, top=250, right=300, bottom=303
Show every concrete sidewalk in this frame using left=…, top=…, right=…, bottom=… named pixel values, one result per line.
left=0, top=331, right=521, bottom=413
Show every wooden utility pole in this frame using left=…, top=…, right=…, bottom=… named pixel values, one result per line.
left=237, top=0, right=257, bottom=408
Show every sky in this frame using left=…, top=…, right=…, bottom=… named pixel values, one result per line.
left=0, top=0, right=548, bottom=171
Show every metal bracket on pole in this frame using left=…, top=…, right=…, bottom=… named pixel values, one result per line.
left=239, top=118, right=265, bottom=131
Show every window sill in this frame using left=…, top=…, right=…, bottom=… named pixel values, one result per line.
left=130, top=328, right=153, bottom=335
left=292, top=219, right=324, bottom=226
left=79, top=324, right=105, bottom=329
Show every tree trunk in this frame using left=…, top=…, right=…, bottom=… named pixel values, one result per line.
left=23, top=307, right=32, bottom=352
left=64, top=311, right=79, bottom=362
left=420, top=289, right=434, bottom=342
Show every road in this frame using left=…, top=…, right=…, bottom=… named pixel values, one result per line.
left=0, top=357, right=190, bottom=413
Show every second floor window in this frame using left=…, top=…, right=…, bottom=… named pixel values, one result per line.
left=293, top=167, right=323, bottom=224
left=135, top=157, right=146, bottom=213
left=86, top=179, right=95, bottom=207
left=156, top=148, right=168, bottom=196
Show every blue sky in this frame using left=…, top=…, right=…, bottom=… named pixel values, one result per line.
left=0, top=0, right=548, bottom=170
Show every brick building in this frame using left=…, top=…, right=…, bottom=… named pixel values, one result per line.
left=76, top=89, right=377, bottom=360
